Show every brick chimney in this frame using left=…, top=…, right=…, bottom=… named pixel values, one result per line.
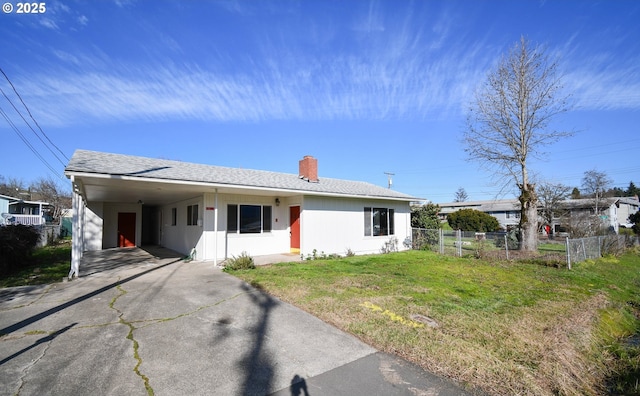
left=299, top=155, right=318, bottom=182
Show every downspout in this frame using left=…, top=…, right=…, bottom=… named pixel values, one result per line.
left=214, top=189, right=218, bottom=266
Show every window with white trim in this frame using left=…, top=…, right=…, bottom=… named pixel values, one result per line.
left=187, top=204, right=198, bottom=226
left=227, top=204, right=272, bottom=234
left=364, top=207, right=394, bottom=236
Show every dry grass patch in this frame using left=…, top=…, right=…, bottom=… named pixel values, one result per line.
left=230, top=250, right=640, bottom=395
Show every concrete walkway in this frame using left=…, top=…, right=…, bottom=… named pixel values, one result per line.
left=0, top=248, right=472, bottom=395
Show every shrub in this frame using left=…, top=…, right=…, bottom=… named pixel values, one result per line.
left=447, top=208, right=501, bottom=232
left=629, top=211, right=640, bottom=234
left=223, top=251, right=255, bottom=271
left=0, top=225, right=41, bottom=276
left=381, top=237, right=398, bottom=254
left=494, top=229, right=520, bottom=250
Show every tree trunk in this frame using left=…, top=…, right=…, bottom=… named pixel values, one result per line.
left=519, top=184, right=538, bottom=251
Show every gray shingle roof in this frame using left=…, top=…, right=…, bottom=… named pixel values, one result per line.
left=65, top=150, right=418, bottom=201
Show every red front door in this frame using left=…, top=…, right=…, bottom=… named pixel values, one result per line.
left=289, top=206, right=300, bottom=252
left=118, top=212, right=136, bottom=248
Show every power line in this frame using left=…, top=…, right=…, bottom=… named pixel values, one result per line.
left=0, top=105, right=64, bottom=180
left=0, top=67, right=69, bottom=164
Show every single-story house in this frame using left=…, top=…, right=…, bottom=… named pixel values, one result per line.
left=65, top=150, right=420, bottom=277
left=0, top=193, right=49, bottom=226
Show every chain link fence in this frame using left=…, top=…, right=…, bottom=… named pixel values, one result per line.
left=565, top=234, right=638, bottom=268
left=412, top=228, right=525, bottom=259
left=412, top=228, right=638, bottom=268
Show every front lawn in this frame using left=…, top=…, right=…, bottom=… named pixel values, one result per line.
left=229, top=249, right=640, bottom=395
left=0, top=241, right=71, bottom=288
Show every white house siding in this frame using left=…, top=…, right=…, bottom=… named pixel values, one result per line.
left=159, top=193, right=294, bottom=261
left=101, top=203, right=142, bottom=249
left=212, top=193, right=291, bottom=259
left=84, top=201, right=104, bottom=251
left=617, top=200, right=639, bottom=225
left=74, top=193, right=413, bottom=263
left=160, top=196, right=204, bottom=258
left=300, top=196, right=411, bottom=257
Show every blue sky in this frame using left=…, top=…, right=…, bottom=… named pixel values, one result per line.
left=1, top=0, right=638, bottom=202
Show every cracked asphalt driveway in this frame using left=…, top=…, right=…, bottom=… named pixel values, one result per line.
left=0, top=247, right=470, bottom=396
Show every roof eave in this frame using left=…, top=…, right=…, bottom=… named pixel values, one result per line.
left=65, top=170, right=418, bottom=202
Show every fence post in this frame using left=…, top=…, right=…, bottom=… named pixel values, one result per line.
left=504, top=234, right=509, bottom=260
left=456, top=229, right=462, bottom=257
left=597, top=236, right=602, bottom=258
left=439, top=228, right=444, bottom=254
left=566, top=237, right=571, bottom=270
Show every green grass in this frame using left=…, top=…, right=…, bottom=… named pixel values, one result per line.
left=0, top=241, right=71, bottom=288
left=230, top=249, right=640, bottom=395
left=538, top=242, right=567, bottom=253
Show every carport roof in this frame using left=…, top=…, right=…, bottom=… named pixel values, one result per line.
left=65, top=150, right=420, bottom=204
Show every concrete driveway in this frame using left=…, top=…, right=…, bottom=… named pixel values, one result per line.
left=0, top=247, right=471, bottom=396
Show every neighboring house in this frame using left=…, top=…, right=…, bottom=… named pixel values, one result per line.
left=0, top=194, right=48, bottom=226
left=560, top=197, right=640, bottom=234
left=65, top=150, right=419, bottom=275
left=438, top=199, right=521, bottom=230
left=437, top=196, right=640, bottom=234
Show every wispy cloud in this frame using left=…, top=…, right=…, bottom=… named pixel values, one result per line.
left=15, top=38, right=494, bottom=127
left=7, top=1, right=639, bottom=128
left=39, top=18, right=59, bottom=30
left=564, top=52, right=640, bottom=111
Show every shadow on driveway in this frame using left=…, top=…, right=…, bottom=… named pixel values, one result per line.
left=0, top=248, right=184, bottom=336
left=238, top=282, right=277, bottom=395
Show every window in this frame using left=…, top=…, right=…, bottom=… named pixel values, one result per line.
left=364, top=207, right=395, bottom=236
left=506, top=211, right=520, bottom=219
left=227, top=204, right=272, bottom=234
left=187, top=204, right=198, bottom=226
left=171, top=208, right=177, bottom=226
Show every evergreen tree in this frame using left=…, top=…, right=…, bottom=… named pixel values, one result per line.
left=411, top=203, right=441, bottom=229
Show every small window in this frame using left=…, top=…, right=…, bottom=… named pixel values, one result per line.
left=364, top=207, right=372, bottom=236
left=171, top=208, right=177, bottom=226
left=227, top=204, right=238, bottom=232
left=187, top=204, right=198, bottom=226
left=263, top=205, right=272, bottom=232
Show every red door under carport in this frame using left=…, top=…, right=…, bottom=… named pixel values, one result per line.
left=118, top=212, right=136, bottom=248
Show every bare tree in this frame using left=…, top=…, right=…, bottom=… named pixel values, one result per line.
left=0, top=175, right=27, bottom=197
left=581, top=170, right=612, bottom=214
left=30, top=177, right=72, bottom=223
left=537, top=182, right=571, bottom=231
left=454, top=187, right=468, bottom=202
left=463, top=37, right=572, bottom=251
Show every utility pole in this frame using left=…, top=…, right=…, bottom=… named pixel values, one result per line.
left=384, top=172, right=395, bottom=189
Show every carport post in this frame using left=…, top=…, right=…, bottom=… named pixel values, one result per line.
left=214, top=189, right=218, bottom=266
left=69, top=185, right=83, bottom=279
